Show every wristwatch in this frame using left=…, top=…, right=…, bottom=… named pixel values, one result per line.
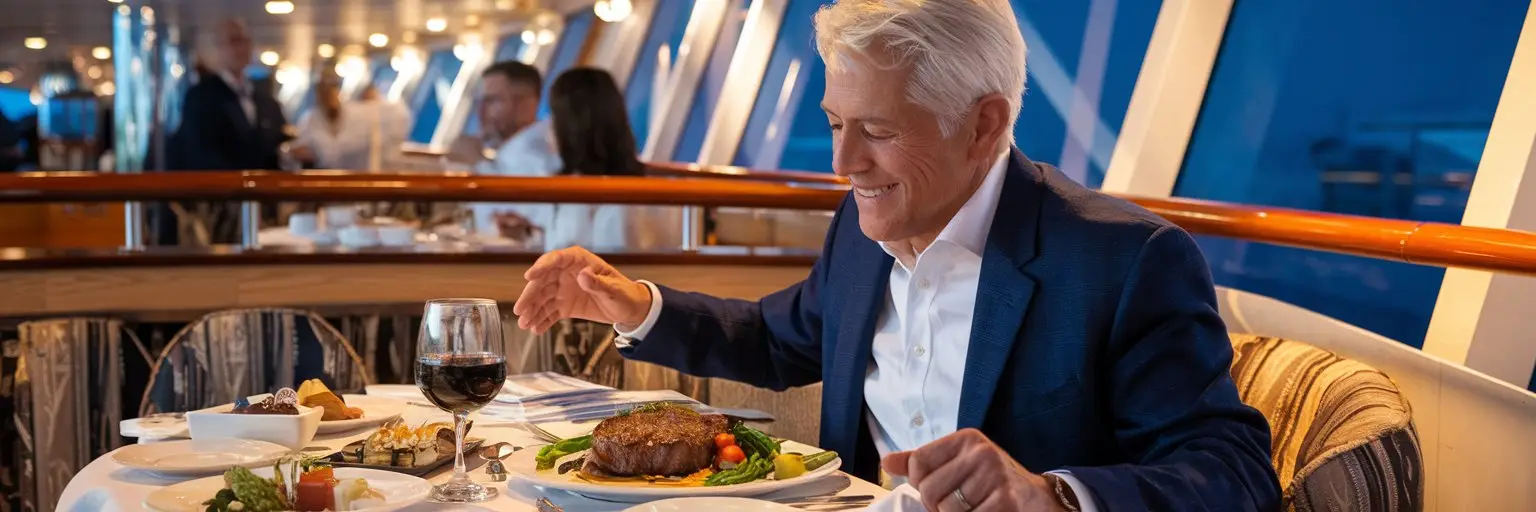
left=1042, top=473, right=1083, bottom=512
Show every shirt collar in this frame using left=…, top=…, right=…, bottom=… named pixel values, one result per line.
left=217, top=71, right=246, bottom=94
left=878, top=150, right=1010, bottom=262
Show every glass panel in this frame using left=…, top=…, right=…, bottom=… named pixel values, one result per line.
left=371, top=56, right=399, bottom=95
left=626, top=0, right=693, bottom=154
left=733, top=0, right=829, bottom=172
left=732, top=0, right=1160, bottom=176
left=1009, top=0, right=1161, bottom=187
left=408, top=49, right=466, bottom=144
left=670, top=0, right=751, bottom=163
left=539, top=11, right=597, bottom=118
left=1175, top=0, right=1525, bottom=345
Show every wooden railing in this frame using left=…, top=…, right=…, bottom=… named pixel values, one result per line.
left=3, top=169, right=1536, bottom=276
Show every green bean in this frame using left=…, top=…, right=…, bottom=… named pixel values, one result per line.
left=803, top=451, right=839, bottom=471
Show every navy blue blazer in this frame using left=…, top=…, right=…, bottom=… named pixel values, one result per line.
left=623, top=150, right=1281, bottom=511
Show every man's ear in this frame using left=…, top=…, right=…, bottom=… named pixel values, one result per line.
left=968, top=93, right=1011, bottom=160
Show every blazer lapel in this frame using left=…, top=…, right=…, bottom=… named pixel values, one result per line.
left=958, top=149, right=1044, bottom=429
left=824, top=234, right=893, bottom=466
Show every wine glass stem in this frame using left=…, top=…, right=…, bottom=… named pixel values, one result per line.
left=451, top=409, right=470, bottom=483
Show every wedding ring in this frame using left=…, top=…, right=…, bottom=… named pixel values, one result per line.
left=952, top=488, right=974, bottom=510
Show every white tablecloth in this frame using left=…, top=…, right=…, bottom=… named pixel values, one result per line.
left=57, top=393, right=885, bottom=511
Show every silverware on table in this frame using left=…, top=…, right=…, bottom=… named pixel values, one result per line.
left=479, top=441, right=521, bottom=481
left=777, top=494, right=876, bottom=505
left=535, top=497, right=565, bottom=512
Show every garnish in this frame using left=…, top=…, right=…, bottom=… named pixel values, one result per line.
left=536, top=434, right=593, bottom=470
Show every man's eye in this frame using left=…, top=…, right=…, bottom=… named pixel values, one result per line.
left=862, top=127, right=894, bottom=140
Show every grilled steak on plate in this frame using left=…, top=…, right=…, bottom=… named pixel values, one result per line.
left=582, top=404, right=729, bottom=477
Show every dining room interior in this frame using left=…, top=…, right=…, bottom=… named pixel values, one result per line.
left=1, top=0, right=1535, bottom=510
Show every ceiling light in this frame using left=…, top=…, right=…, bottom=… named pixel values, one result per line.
left=594, top=0, right=632, bottom=23
left=259, top=50, right=280, bottom=66
left=465, top=14, right=481, bottom=27
left=425, top=17, right=447, bottom=32
left=107, top=0, right=122, bottom=3
left=536, top=29, right=556, bottom=45
left=0, top=71, right=13, bottom=84
left=24, top=37, right=46, bottom=50
left=96, top=81, right=115, bottom=96
left=88, top=66, right=103, bottom=79
left=520, top=30, right=535, bottom=45
left=92, top=46, right=112, bottom=60
left=368, top=33, right=389, bottom=47
left=265, top=1, right=294, bottom=15
left=317, top=43, right=335, bottom=58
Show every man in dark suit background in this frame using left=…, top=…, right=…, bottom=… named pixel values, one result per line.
left=159, top=18, right=287, bottom=244
left=513, top=1, right=1280, bottom=510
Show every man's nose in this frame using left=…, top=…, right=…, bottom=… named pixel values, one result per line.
left=831, top=134, right=870, bottom=177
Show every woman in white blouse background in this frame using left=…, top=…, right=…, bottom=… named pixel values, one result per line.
left=495, top=67, right=682, bottom=251
left=292, top=81, right=410, bottom=172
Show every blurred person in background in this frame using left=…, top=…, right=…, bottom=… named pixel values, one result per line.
left=356, top=85, right=412, bottom=169
left=292, top=78, right=370, bottom=170
left=471, top=61, right=559, bottom=240
left=508, top=67, right=680, bottom=251
left=159, top=18, right=288, bottom=245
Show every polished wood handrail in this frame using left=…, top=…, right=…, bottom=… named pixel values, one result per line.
left=645, top=162, right=849, bottom=185
left=4, top=170, right=1536, bottom=276
left=0, top=171, right=847, bottom=210
left=0, top=245, right=819, bottom=270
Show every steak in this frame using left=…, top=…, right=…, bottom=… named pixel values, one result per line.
left=582, top=405, right=729, bottom=477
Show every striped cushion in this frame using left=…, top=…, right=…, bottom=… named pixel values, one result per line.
left=1229, top=334, right=1423, bottom=511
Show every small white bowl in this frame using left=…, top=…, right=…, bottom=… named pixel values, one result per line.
left=186, top=401, right=322, bottom=451
left=377, top=225, right=417, bottom=247
left=322, top=205, right=359, bottom=228
left=338, top=226, right=380, bottom=247
left=288, top=213, right=319, bottom=236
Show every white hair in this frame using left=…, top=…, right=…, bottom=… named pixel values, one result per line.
left=813, top=0, right=1027, bottom=142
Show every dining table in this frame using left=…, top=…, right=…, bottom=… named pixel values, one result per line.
left=55, top=384, right=888, bottom=511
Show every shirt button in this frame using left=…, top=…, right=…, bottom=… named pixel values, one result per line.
left=911, top=413, right=925, bottom=427
left=914, top=345, right=926, bottom=356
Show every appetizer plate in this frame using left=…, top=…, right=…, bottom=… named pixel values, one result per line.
left=316, top=395, right=408, bottom=434
left=144, top=467, right=429, bottom=512
left=508, top=440, right=842, bottom=503
left=622, top=497, right=799, bottom=511
left=113, top=439, right=291, bottom=476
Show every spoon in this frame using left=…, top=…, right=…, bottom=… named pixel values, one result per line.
left=479, top=442, right=521, bottom=481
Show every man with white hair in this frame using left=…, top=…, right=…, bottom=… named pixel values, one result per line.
left=513, top=0, right=1280, bottom=510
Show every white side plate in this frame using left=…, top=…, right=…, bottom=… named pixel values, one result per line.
left=144, top=467, right=429, bottom=512
left=316, top=395, right=408, bottom=434
left=113, top=439, right=291, bottom=476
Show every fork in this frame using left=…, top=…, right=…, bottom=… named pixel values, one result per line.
left=535, top=497, right=564, bottom=512
left=522, top=422, right=562, bottom=443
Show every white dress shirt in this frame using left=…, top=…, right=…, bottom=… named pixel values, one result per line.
left=616, top=152, right=1098, bottom=510
left=217, top=71, right=256, bottom=123
left=473, top=119, right=562, bottom=236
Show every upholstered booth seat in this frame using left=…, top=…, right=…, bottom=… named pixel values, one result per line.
left=1230, top=333, right=1423, bottom=511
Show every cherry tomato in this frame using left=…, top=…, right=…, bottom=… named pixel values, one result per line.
left=714, top=433, right=736, bottom=450
left=719, top=444, right=746, bottom=464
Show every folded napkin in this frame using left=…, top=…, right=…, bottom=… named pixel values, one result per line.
left=865, top=484, right=929, bottom=512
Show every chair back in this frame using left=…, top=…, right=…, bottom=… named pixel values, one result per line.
left=1230, top=333, right=1423, bottom=511
left=1216, top=286, right=1536, bottom=510
left=17, top=317, right=152, bottom=512
left=139, top=308, right=370, bottom=415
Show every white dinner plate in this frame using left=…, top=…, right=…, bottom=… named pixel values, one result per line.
left=144, top=467, right=429, bottom=512
left=623, top=497, right=799, bottom=511
left=508, top=440, right=842, bottom=503
left=113, top=439, right=290, bottom=476
left=316, top=395, right=408, bottom=434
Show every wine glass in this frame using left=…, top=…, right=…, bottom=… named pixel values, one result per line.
left=416, top=298, right=508, bottom=503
